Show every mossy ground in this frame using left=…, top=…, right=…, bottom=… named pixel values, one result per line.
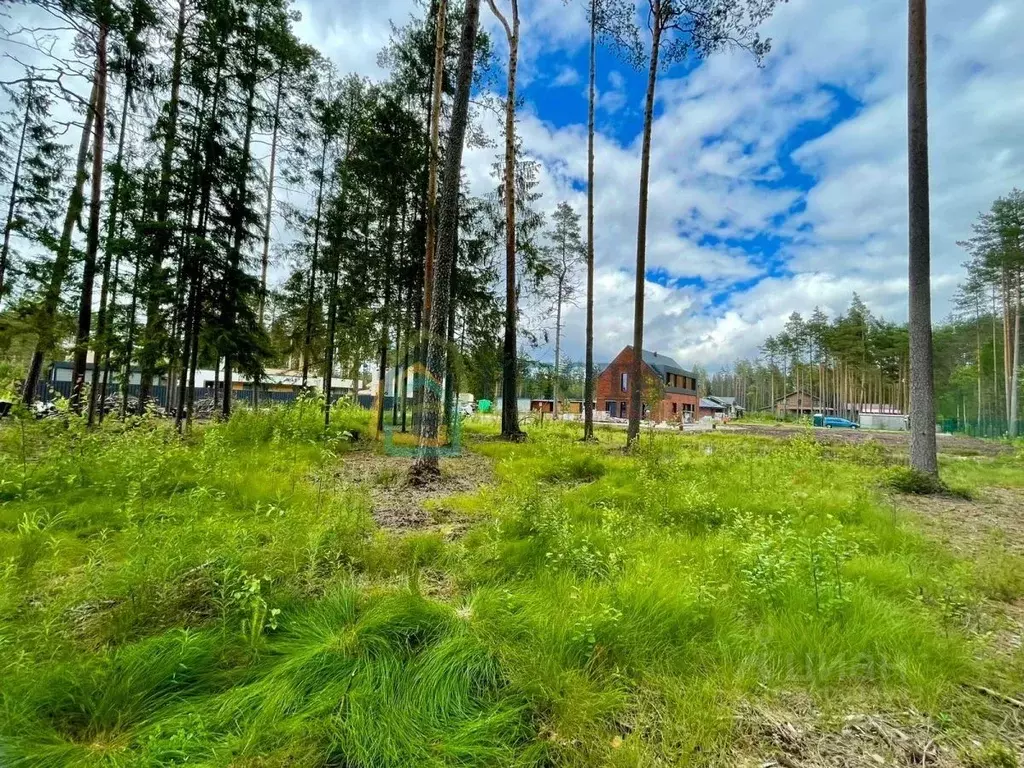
left=1, top=404, right=1022, bottom=766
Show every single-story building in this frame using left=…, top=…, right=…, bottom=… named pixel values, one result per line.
left=706, top=395, right=744, bottom=418
left=774, top=390, right=830, bottom=417
left=699, top=398, right=725, bottom=418
left=859, top=411, right=908, bottom=430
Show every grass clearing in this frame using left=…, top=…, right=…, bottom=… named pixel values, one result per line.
left=1, top=406, right=1023, bottom=765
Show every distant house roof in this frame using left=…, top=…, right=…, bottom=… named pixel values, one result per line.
left=708, top=395, right=738, bottom=406
left=774, top=390, right=819, bottom=404
left=640, top=349, right=693, bottom=378
left=700, top=398, right=725, bottom=410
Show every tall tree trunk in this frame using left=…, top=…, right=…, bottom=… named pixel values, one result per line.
left=991, top=286, right=1000, bottom=425
left=185, top=277, right=201, bottom=431
left=553, top=276, right=563, bottom=418
left=1011, top=273, right=1021, bottom=437
left=376, top=214, right=395, bottom=435
left=302, top=135, right=328, bottom=388
left=99, top=210, right=126, bottom=421
left=88, top=72, right=133, bottom=425
left=1003, top=269, right=1012, bottom=423
left=222, top=21, right=261, bottom=420
left=139, top=0, right=187, bottom=406
left=975, top=294, right=982, bottom=431
left=420, top=0, right=447, bottom=412
left=583, top=0, right=596, bottom=440
left=72, top=23, right=108, bottom=415
left=0, top=79, right=32, bottom=307
left=324, top=91, right=357, bottom=429
left=627, top=16, right=662, bottom=444
left=488, top=0, right=522, bottom=440
left=443, top=284, right=456, bottom=427
left=22, top=81, right=97, bottom=405
left=259, top=70, right=283, bottom=330
left=412, top=0, right=480, bottom=477
left=393, top=287, right=403, bottom=426
left=907, top=0, right=937, bottom=474
left=120, top=231, right=142, bottom=419
left=175, top=265, right=198, bottom=431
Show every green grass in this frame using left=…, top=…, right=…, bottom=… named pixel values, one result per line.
left=1, top=405, right=1022, bottom=765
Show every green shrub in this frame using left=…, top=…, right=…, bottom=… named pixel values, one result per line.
left=885, top=466, right=970, bottom=497
left=965, top=741, right=1019, bottom=768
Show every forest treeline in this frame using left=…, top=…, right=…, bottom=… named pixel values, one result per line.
left=0, top=0, right=506, bottom=428
left=709, top=190, right=1024, bottom=435
left=0, top=0, right=788, bottom=467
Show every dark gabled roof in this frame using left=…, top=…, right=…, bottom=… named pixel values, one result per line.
left=708, top=395, right=739, bottom=406
left=774, top=390, right=819, bottom=403
left=640, top=349, right=693, bottom=378
left=700, top=398, right=724, bottom=410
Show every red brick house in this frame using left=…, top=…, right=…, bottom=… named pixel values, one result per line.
left=595, top=346, right=700, bottom=423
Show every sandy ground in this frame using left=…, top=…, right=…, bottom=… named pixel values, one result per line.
left=334, top=448, right=493, bottom=533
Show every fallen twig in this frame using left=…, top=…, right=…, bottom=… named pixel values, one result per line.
left=969, top=683, right=1024, bottom=709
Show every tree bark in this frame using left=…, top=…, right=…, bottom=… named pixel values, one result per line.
left=302, top=135, right=328, bottom=389
left=88, top=69, right=133, bottom=425
left=420, top=0, right=447, bottom=406
left=413, top=0, right=481, bottom=477
left=324, top=89, right=357, bottom=429
left=120, top=230, right=142, bottom=419
left=1011, top=272, right=1021, bottom=437
left=583, top=0, right=597, bottom=439
left=907, top=0, right=937, bottom=474
left=259, top=70, right=283, bottom=330
left=488, top=0, right=523, bottom=440
left=627, top=15, right=662, bottom=444
left=553, top=276, right=563, bottom=418
left=21, top=81, right=97, bottom=405
left=139, top=0, right=187, bottom=407
left=72, top=22, right=108, bottom=415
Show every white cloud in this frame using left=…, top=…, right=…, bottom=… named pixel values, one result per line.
left=551, top=65, right=581, bottom=87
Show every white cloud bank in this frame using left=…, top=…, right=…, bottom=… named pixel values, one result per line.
left=298, top=0, right=1024, bottom=369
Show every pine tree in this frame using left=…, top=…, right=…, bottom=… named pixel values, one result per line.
left=626, top=0, right=780, bottom=444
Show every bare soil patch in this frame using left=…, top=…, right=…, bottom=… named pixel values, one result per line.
left=896, top=487, right=1024, bottom=662
left=733, top=694, right=1023, bottom=767
left=335, top=449, right=493, bottom=532
left=728, top=424, right=1011, bottom=457
left=895, top=487, right=1024, bottom=558
left=734, top=698, right=950, bottom=767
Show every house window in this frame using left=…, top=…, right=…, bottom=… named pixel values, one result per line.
left=672, top=402, right=678, bottom=414
left=620, top=372, right=628, bottom=392
left=606, top=401, right=616, bottom=417
left=620, top=401, right=627, bottom=417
